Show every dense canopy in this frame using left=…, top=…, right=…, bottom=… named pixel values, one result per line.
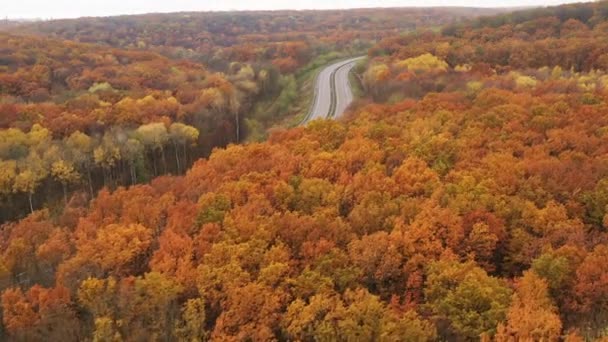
left=2, top=2, right=608, bottom=341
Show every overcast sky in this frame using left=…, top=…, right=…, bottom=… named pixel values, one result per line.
left=2, top=0, right=584, bottom=19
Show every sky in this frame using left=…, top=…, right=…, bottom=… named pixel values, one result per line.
left=2, top=0, right=584, bottom=19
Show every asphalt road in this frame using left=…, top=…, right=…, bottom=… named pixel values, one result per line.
left=304, top=56, right=364, bottom=123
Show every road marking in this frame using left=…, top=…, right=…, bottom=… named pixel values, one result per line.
left=302, top=56, right=364, bottom=125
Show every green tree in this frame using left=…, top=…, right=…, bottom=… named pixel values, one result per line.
left=583, top=178, right=608, bottom=228
left=118, top=272, right=182, bottom=340
left=531, top=250, right=577, bottom=302
left=120, top=138, right=144, bottom=185
left=174, top=298, right=208, bottom=342
left=425, top=258, right=512, bottom=339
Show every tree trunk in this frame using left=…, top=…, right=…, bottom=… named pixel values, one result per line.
left=102, top=168, right=108, bottom=188
left=160, top=147, right=167, bottom=174
left=130, top=161, right=137, bottom=185
left=119, top=159, right=126, bottom=186
left=235, top=111, right=240, bottom=143
left=183, top=143, right=188, bottom=169
left=151, top=151, right=158, bottom=177
left=62, top=183, right=68, bottom=206
left=28, top=193, right=33, bottom=214
left=173, top=141, right=181, bottom=174
left=87, top=167, right=94, bottom=198
left=109, top=166, right=114, bottom=189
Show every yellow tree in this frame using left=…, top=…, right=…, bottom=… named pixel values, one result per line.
left=174, top=298, right=208, bottom=342
left=169, top=123, right=199, bottom=174
left=395, top=53, right=448, bottom=74
left=136, top=122, right=169, bottom=175
left=364, top=63, right=391, bottom=99
left=0, top=160, right=17, bottom=197
left=13, top=153, right=48, bottom=213
left=92, top=317, right=122, bottom=342
left=118, top=272, right=183, bottom=340
left=93, top=135, right=121, bottom=187
left=65, top=131, right=95, bottom=196
left=51, top=160, right=80, bottom=205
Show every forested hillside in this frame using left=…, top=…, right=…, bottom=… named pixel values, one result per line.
left=14, top=8, right=504, bottom=71
left=0, top=32, right=278, bottom=221
left=372, top=1, right=608, bottom=73
left=0, top=8, right=495, bottom=222
left=2, top=2, right=608, bottom=341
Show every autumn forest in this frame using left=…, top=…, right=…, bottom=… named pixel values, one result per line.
left=1, top=1, right=608, bottom=341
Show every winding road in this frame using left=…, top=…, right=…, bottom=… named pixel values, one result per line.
left=303, top=56, right=364, bottom=124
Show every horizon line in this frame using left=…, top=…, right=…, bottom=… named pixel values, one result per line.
left=1, top=4, right=550, bottom=21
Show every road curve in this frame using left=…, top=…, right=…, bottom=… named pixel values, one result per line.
left=304, top=56, right=364, bottom=124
